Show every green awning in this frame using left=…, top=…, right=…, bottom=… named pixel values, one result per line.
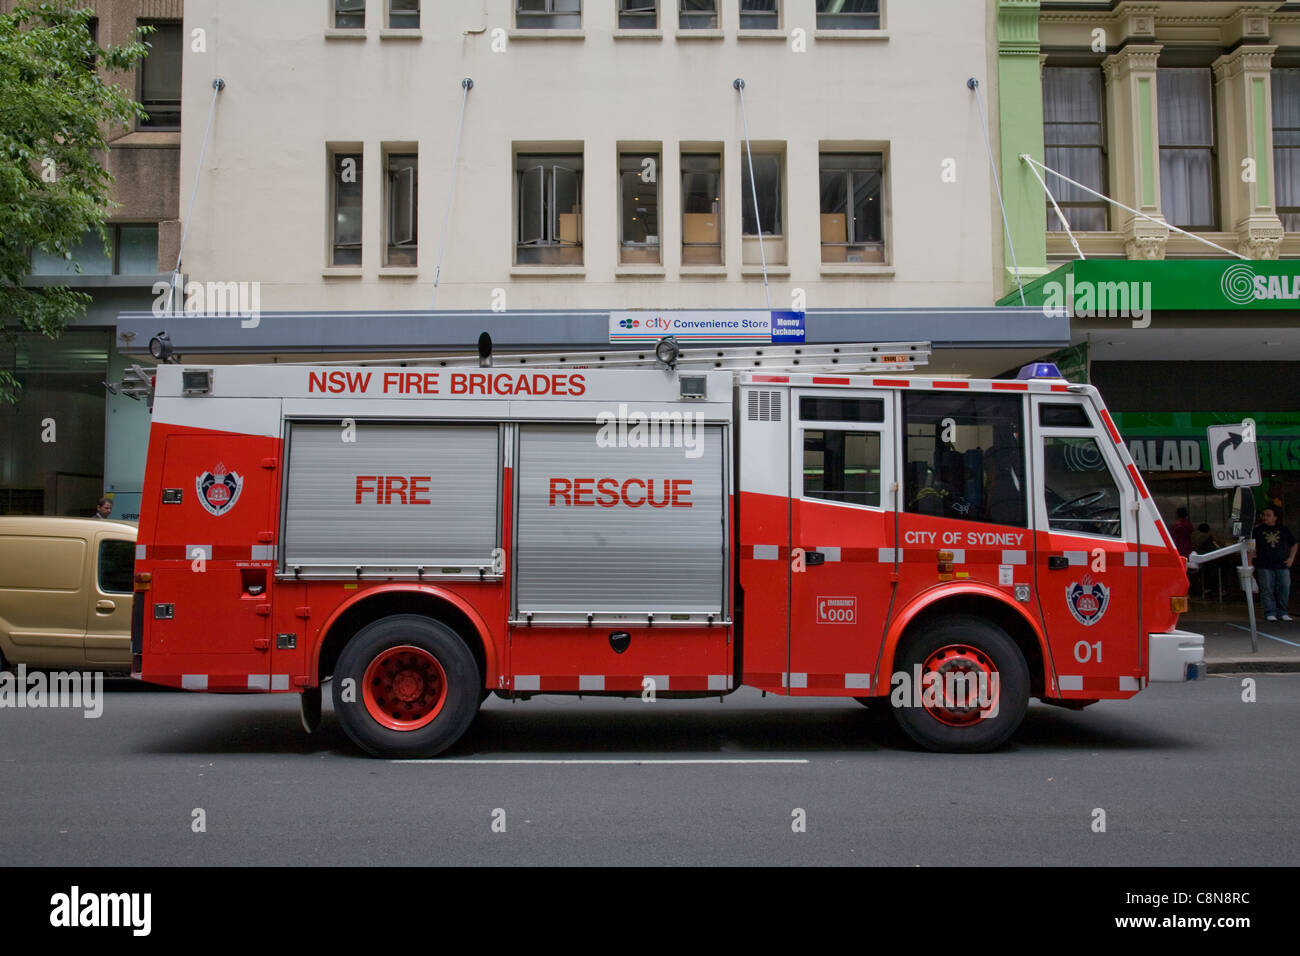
left=996, top=260, right=1300, bottom=310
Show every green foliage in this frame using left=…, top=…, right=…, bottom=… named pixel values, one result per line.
left=0, top=1, right=148, bottom=402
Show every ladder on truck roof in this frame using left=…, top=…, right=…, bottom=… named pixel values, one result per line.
left=115, top=341, right=932, bottom=406
left=304, top=339, right=932, bottom=373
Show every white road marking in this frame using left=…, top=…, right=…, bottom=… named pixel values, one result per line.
left=1225, top=622, right=1300, bottom=649
left=394, top=758, right=811, bottom=765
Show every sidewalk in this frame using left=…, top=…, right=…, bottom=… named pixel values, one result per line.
left=1179, top=597, right=1300, bottom=673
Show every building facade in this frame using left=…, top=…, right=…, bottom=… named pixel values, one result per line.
left=1, top=0, right=182, bottom=519
left=117, top=0, right=1069, bottom=372
left=992, top=0, right=1300, bottom=536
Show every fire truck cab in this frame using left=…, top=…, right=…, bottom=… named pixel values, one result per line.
left=132, top=354, right=1204, bottom=756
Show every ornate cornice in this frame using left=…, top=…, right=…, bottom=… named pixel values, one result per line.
left=998, top=0, right=1042, bottom=55
left=1212, top=44, right=1277, bottom=80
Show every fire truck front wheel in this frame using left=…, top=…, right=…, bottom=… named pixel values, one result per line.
left=333, top=614, right=481, bottom=758
left=891, top=615, right=1029, bottom=754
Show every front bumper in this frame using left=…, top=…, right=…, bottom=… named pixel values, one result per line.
left=1149, top=629, right=1207, bottom=682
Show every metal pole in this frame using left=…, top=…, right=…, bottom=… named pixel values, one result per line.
left=969, top=78, right=1025, bottom=306
left=431, top=78, right=473, bottom=309
left=733, top=79, right=771, bottom=310
left=170, top=78, right=225, bottom=313
left=1241, top=549, right=1259, bottom=653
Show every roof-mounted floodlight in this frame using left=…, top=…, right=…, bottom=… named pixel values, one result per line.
left=655, top=336, right=681, bottom=370
left=149, top=331, right=175, bottom=363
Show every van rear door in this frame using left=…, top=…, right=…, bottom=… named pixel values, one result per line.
left=85, top=531, right=134, bottom=667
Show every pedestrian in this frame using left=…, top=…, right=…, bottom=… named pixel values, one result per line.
left=1170, top=506, right=1193, bottom=557
left=1191, top=523, right=1217, bottom=554
left=94, top=496, right=112, bottom=519
left=1251, top=506, right=1296, bottom=622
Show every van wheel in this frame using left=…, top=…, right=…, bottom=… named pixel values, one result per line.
left=333, top=615, right=481, bottom=758
left=891, top=615, right=1029, bottom=753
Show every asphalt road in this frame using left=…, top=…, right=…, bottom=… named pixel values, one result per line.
left=1, top=675, right=1295, bottom=866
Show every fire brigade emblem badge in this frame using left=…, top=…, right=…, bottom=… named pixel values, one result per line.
left=196, top=462, right=243, bottom=516
left=1066, top=574, right=1109, bottom=627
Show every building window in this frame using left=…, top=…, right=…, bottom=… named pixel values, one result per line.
left=679, top=0, right=717, bottom=29
left=682, top=153, right=721, bottom=265
left=388, top=0, right=419, bottom=28
left=618, top=0, right=657, bottom=29
left=1273, top=69, right=1300, bottom=232
left=331, top=152, right=363, bottom=266
left=84, top=17, right=98, bottom=70
left=619, top=152, right=660, bottom=264
left=815, top=0, right=880, bottom=30
left=1158, top=68, right=1217, bottom=230
left=741, top=153, right=781, bottom=236
left=385, top=153, right=418, bottom=266
left=334, top=0, right=365, bottom=28
left=137, top=20, right=181, bottom=129
left=1043, top=67, right=1108, bottom=232
left=740, top=0, right=778, bottom=30
left=517, top=154, right=583, bottom=265
left=819, top=153, right=883, bottom=263
left=30, top=225, right=159, bottom=276
left=516, top=0, right=581, bottom=29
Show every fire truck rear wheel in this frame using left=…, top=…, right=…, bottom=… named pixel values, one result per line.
left=333, top=614, right=481, bottom=758
left=891, top=615, right=1029, bottom=753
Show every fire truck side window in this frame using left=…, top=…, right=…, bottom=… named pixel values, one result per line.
left=803, top=431, right=881, bottom=507
left=903, top=392, right=1026, bottom=527
left=1042, top=437, right=1122, bottom=538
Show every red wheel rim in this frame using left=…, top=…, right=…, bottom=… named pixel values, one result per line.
left=362, top=645, right=448, bottom=731
left=920, top=643, right=999, bottom=727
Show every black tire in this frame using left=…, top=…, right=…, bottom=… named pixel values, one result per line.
left=332, top=614, right=481, bottom=758
left=890, top=614, right=1029, bottom=753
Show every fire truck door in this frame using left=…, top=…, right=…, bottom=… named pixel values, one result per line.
left=787, top=389, right=896, bottom=694
left=1030, top=397, right=1142, bottom=689
left=147, top=433, right=278, bottom=680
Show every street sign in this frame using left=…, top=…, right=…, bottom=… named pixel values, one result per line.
left=1206, top=422, right=1261, bottom=489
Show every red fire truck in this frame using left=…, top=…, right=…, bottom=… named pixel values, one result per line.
left=131, top=342, right=1204, bottom=755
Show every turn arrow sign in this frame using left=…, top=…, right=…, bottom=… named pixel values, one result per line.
left=1215, top=431, right=1243, bottom=465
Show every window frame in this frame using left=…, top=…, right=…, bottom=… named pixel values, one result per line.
left=740, top=151, right=783, bottom=237
left=679, top=0, right=718, bottom=30
left=618, top=0, right=657, bottom=29
left=387, top=0, right=420, bottom=28
left=516, top=0, right=582, bottom=29
left=334, top=0, right=365, bottom=28
left=739, top=0, right=779, bottom=31
left=1272, top=67, right=1300, bottom=231
left=1042, top=66, right=1110, bottom=232
left=814, top=0, right=881, bottom=30
left=515, top=152, right=585, bottom=265
left=818, top=151, right=884, bottom=263
left=384, top=151, right=418, bottom=267
left=29, top=224, right=160, bottom=276
left=795, top=389, right=890, bottom=512
left=1157, top=66, right=1220, bottom=232
left=681, top=151, right=723, bottom=265
left=329, top=150, right=364, bottom=267
left=136, top=19, right=182, bottom=130
left=619, top=149, right=662, bottom=264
